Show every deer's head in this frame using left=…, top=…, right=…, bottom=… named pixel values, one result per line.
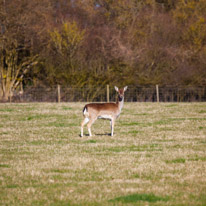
left=115, top=86, right=128, bottom=102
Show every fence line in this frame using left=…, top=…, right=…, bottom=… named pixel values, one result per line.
left=6, top=85, right=206, bottom=103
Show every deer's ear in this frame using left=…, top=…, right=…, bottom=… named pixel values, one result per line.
left=124, top=86, right=128, bottom=92
left=114, top=86, right=119, bottom=92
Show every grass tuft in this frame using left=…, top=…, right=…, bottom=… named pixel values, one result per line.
left=0, top=164, right=10, bottom=168
left=84, top=140, right=97, bottom=143
left=62, top=106, right=72, bottom=110
left=166, top=158, right=186, bottom=164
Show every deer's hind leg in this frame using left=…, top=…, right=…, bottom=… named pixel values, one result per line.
left=87, top=117, right=97, bottom=137
left=81, top=117, right=89, bottom=137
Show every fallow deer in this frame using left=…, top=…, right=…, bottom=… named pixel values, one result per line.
left=80, top=86, right=128, bottom=137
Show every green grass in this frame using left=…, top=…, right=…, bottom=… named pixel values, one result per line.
left=109, top=193, right=169, bottom=203
left=165, top=158, right=186, bottom=164
left=0, top=164, right=10, bottom=168
left=0, top=102, right=206, bottom=206
left=199, top=110, right=206, bottom=113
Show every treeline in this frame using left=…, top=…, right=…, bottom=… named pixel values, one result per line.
left=1, top=0, right=206, bottom=100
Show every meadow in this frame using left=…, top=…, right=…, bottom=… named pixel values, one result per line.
left=0, top=102, right=206, bottom=206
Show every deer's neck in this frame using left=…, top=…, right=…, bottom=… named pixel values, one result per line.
left=116, top=96, right=124, bottom=111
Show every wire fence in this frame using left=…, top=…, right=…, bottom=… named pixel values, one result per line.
left=8, top=85, right=206, bottom=103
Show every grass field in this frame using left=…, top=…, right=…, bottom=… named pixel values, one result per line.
left=0, top=102, right=206, bottom=206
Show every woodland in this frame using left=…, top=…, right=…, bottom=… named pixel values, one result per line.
left=0, top=0, right=206, bottom=100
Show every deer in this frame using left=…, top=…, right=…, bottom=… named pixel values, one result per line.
left=80, top=86, right=128, bottom=137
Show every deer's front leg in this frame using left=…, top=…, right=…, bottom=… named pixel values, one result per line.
left=110, top=119, right=115, bottom=136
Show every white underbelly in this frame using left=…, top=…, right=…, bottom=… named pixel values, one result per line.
left=98, top=115, right=112, bottom=120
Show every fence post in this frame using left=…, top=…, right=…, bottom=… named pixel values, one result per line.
left=156, top=85, right=159, bottom=103
left=107, top=84, right=109, bottom=102
left=57, top=84, right=61, bottom=103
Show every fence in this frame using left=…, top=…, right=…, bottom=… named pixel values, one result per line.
left=8, top=85, right=206, bottom=103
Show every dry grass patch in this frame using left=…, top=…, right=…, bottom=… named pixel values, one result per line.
left=0, top=102, right=206, bottom=205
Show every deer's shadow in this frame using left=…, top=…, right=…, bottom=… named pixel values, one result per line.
left=96, top=133, right=112, bottom=136
left=79, top=133, right=112, bottom=137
